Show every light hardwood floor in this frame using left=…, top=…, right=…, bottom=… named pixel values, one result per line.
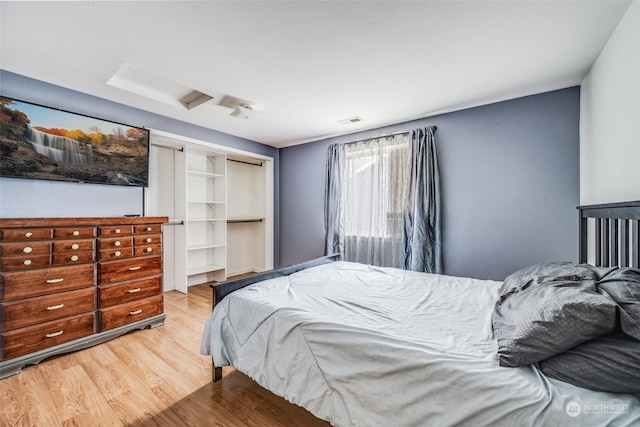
left=0, top=284, right=331, bottom=426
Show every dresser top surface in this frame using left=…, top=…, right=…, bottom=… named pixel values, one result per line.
left=0, top=217, right=169, bottom=228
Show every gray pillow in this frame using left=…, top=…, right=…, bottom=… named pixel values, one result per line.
left=597, top=268, right=640, bottom=340
left=537, top=331, right=640, bottom=393
left=493, top=263, right=618, bottom=367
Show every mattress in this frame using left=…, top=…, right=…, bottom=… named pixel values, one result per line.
left=201, top=261, right=640, bottom=426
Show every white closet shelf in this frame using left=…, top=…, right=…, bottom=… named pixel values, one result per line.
left=187, top=170, right=225, bottom=178
left=188, top=244, right=226, bottom=251
left=188, top=200, right=225, bottom=204
left=185, top=218, right=226, bottom=222
left=188, top=264, right=226, bottom=276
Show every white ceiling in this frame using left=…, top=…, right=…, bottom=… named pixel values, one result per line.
left=0, top=1, right=632, bottom=148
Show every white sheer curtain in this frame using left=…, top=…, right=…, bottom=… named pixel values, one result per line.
left=343, top=134, right=410, bottom=268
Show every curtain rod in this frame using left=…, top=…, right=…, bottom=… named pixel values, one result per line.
left=345, top=126, right=436, bottom=146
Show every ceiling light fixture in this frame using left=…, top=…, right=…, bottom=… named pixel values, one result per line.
left=230, top=104, right=261, bottom=120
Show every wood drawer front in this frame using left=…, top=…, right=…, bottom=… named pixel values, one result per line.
left=99, top=276, right=162, bottom=308
left=99, top=236, right=133, bottom=251
left=98, top=226, right=133, bottom=237
left=133, top=234, right=161, bottom=246
left=51, top=251, right=94, bottom=266
left=1, top=287, right=96, bottom=330
left=99, top=256, right=162, bottom=285
left=134, top=224, right=162, bottom=234
left=1, top=313, right=95, bottom=360
left=100, top=294, right=163, bottom=331
left=53, top=227, right=95, bottom=239
left=52, top=239, right=94, bottom=253
left=99, top=247, right=134, bottom=261
left=134, top=243, right=162, bottom=256
left=0, top=254, right=50, bottom=271
left=0, top=264, right=95, bottom=301
left=0, top=228, right=52, bottom=242
left=0, top=241, right=50, bottom=257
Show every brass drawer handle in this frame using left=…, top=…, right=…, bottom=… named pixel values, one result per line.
left=128, top=288, right=141, bottom=293
left=46, top=304, right=65, bottom=311
left=46, top=278, right=64, bottom=284
left=129, top=309, right=142, bottom=315
left=128, top=266, right=141, bottom=271
left=23, top=246, right=32, bottom=253
left=45, top=330, right=64, bottom=338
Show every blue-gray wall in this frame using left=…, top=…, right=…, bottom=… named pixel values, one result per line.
left=280, top=87, right=580, bottom=280
left=0, top=70, right=280, bottom=266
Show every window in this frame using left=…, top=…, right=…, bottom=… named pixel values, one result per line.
left=342, top=134, right=409, bottom=266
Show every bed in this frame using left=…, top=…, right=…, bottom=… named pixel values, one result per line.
left=201, top=201, right=640, bottom=426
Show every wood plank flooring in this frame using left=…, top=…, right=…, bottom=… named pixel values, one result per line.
left=0, top=284, right=331, bottom=427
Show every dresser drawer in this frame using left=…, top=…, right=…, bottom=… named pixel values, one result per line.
left=99, top=226, right=133, bottom=237
left=52, top=239, right=94, bottom=253
left=1, top=313, right=95, bottom=360
left=0, top=264, right=95, bottom=301
left=0, top=254, right=50, bottom=271
left=99, top=276, right=162, bottom=308
left=1, top=287, right=96, bottom=330
left=0, top=228, right=52, bottom=242
left=99, top=236, right=133, bottom=250
left=99, top=294, right=163, bottom=331
left=133, top=234, right=161, bottom=246
left=99, top=247, right=134, bottom=261
left=134, top=243, right=162, bottom=256
left=99, top=256, right=162, bottom=285
left=53, top=227, right=95, bottom=239
left=134, top=224, right=162, bottom=234
left=0, top=241, right=50, bottom=257
left=51, top=251, right=94, bottom=266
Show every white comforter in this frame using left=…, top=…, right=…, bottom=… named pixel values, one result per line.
left=201, top=261, right=640, bottom=427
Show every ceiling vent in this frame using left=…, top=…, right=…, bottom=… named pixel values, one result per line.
left=338, top=116, right=364, bottom=125
left=180, top=90, right=215, bottom=110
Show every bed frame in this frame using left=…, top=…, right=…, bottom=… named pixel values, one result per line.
left=578, top=200, right=640, bottom=267
left=207, top=200, right=640, bottom=382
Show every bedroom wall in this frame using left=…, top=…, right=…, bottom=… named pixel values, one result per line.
left=280, top=87, right=580, bottom=281
left=0, top=70, right=281, bottom=265
left=580, top=0, right=639, bottom=205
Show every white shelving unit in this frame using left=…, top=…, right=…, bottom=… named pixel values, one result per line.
left=185, top=147, right=227, bottom=285
left=146, top=130, right=274, bottom=294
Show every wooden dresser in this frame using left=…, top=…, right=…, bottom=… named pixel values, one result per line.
left=0, top=216, right=167, bottom=378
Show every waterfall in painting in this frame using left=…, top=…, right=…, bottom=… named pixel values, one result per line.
left=25, top=126, right=94, bottom=165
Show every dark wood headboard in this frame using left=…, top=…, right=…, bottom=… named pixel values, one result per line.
left=578, top=200, right=640, bottom=267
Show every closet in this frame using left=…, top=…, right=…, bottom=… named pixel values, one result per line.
left=145, top=130, right=274, bottom=293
